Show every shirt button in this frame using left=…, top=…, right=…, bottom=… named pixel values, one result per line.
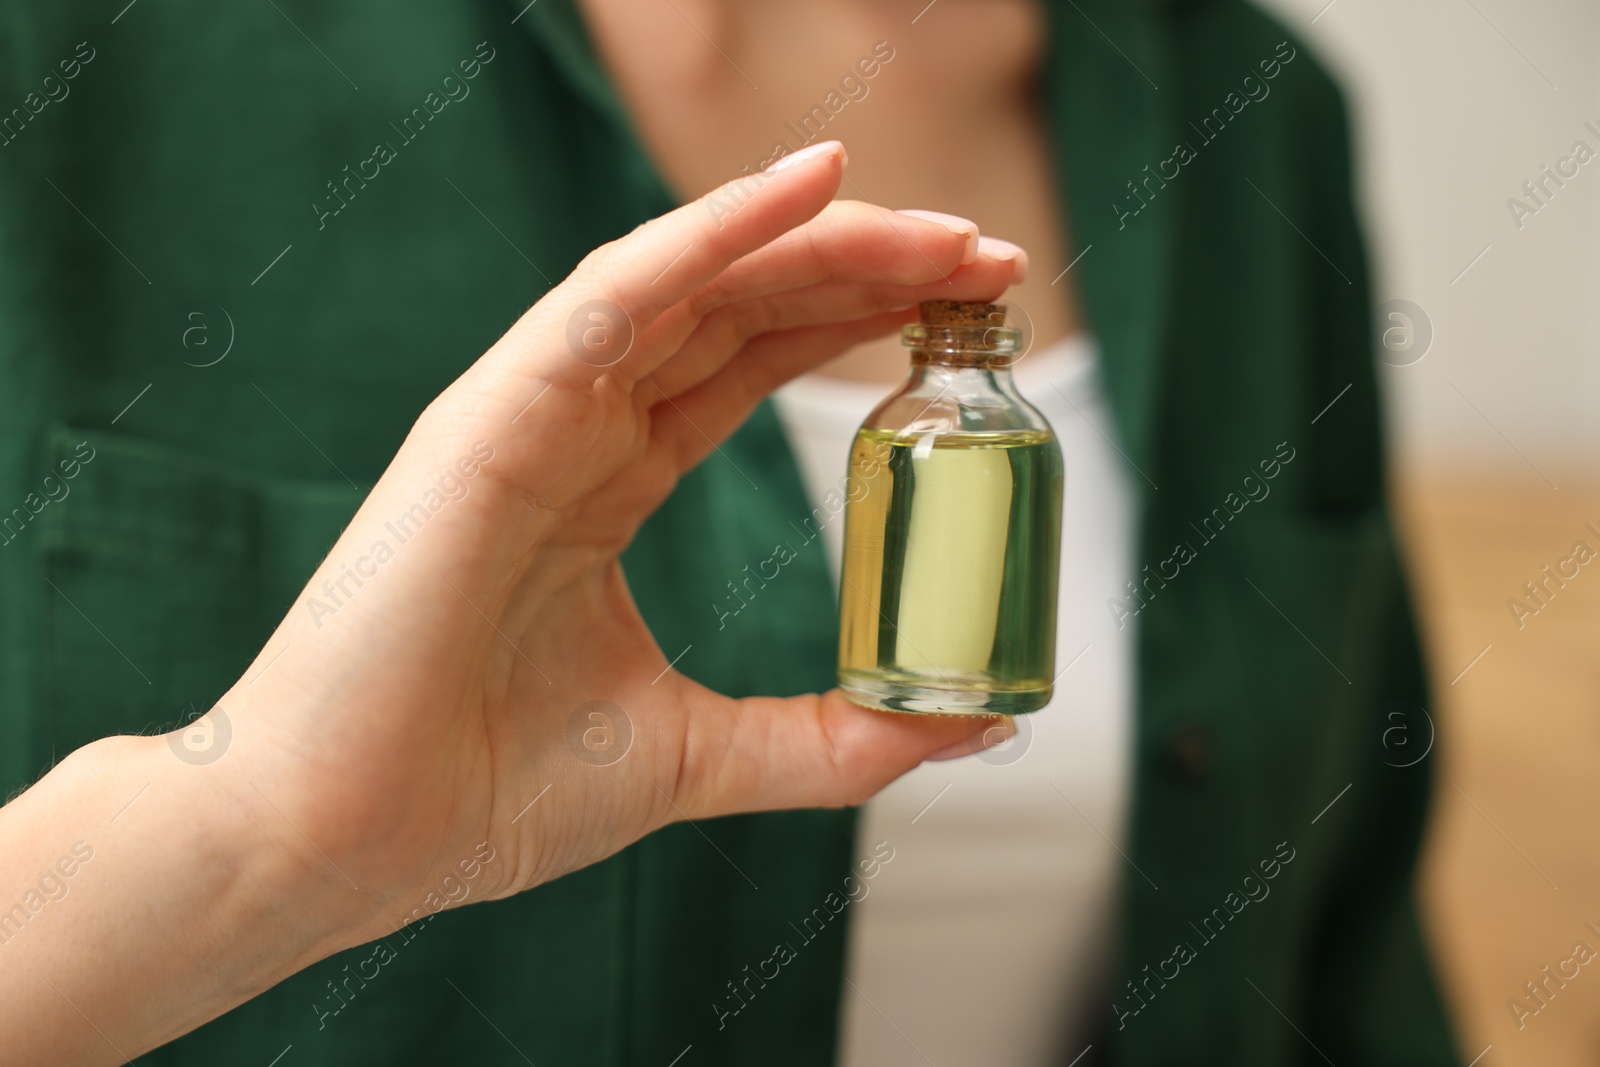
left=1164, top=725, right=1213, bottom=784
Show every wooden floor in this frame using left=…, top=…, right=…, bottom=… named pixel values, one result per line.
left=1397, top=472, right=1600, bottom=1066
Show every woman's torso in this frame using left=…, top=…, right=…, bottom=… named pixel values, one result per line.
left=573, top=6, right=1125, bottom=1058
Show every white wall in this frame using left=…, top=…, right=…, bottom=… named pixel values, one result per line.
left=1253, top=0, right=1600, bottom=482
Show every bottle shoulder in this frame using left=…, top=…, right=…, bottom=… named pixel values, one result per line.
left=859, top=366, right=1057, bottom=438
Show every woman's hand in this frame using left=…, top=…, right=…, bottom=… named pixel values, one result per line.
left=0, top=141, right=1027, bottom=1063
left=243, top=137, right=1023, bottom=902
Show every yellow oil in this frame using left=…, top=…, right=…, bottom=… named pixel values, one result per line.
left=838, top=427, right=1062, bottom=715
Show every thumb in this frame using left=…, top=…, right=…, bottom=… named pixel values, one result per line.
left=673, top=689, right=1016, bottom=819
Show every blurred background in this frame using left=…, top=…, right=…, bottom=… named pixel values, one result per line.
left=1254, top=1, right=1600, bottom=1062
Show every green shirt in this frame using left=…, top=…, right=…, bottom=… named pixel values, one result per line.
left=0, top=0, right=1459, bottom=1063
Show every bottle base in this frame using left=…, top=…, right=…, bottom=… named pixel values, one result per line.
left=838, top=671, right=1051, bottom=717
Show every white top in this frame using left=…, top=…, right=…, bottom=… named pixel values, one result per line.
left=771, top=334, right=1136, bottom=1067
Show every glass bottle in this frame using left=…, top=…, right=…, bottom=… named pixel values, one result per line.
left=837, top=300, right=1063, bottom=716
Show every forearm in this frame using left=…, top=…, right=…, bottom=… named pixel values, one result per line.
left=0, top=733, right=379, bottom=1065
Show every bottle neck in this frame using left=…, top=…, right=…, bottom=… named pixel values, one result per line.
left=909, top=349, right=1016, bottom=372
left=906, top=354, right=1018, bottom=393
left=868, top=313, right=1047, bottom=436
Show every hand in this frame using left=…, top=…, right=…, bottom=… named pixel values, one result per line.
left=228, top=141, right=1022, bottom=922
left=0, top=140, right=1028, bottom=1063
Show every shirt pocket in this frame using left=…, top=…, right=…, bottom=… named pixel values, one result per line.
left=35, top=424, right=364, bottom=758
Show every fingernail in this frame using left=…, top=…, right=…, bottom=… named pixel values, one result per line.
left=923, top=716, right=1017, bottom=762
left=765, top=140, right=847, bottom=175
left=978, top=236, right=1029, bottom=283
left=897, top=209, right=979, bottom=264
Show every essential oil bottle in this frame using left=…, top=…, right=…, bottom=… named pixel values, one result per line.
left=837, top=300, right=1063, bottom=716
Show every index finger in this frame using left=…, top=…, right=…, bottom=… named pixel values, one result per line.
left=516, top=141, right=850, bottom=382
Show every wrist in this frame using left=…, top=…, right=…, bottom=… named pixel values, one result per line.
left=100, top=731, right=386, bottom=999
left=141, top=727, right=391, bottom=957
left=0, top=732, right=391, bottom=1063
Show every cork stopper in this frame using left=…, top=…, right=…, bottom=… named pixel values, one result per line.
left=919, top=301, right=1008, bottom=328
left=905, top=301, right=1019, bottom=367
